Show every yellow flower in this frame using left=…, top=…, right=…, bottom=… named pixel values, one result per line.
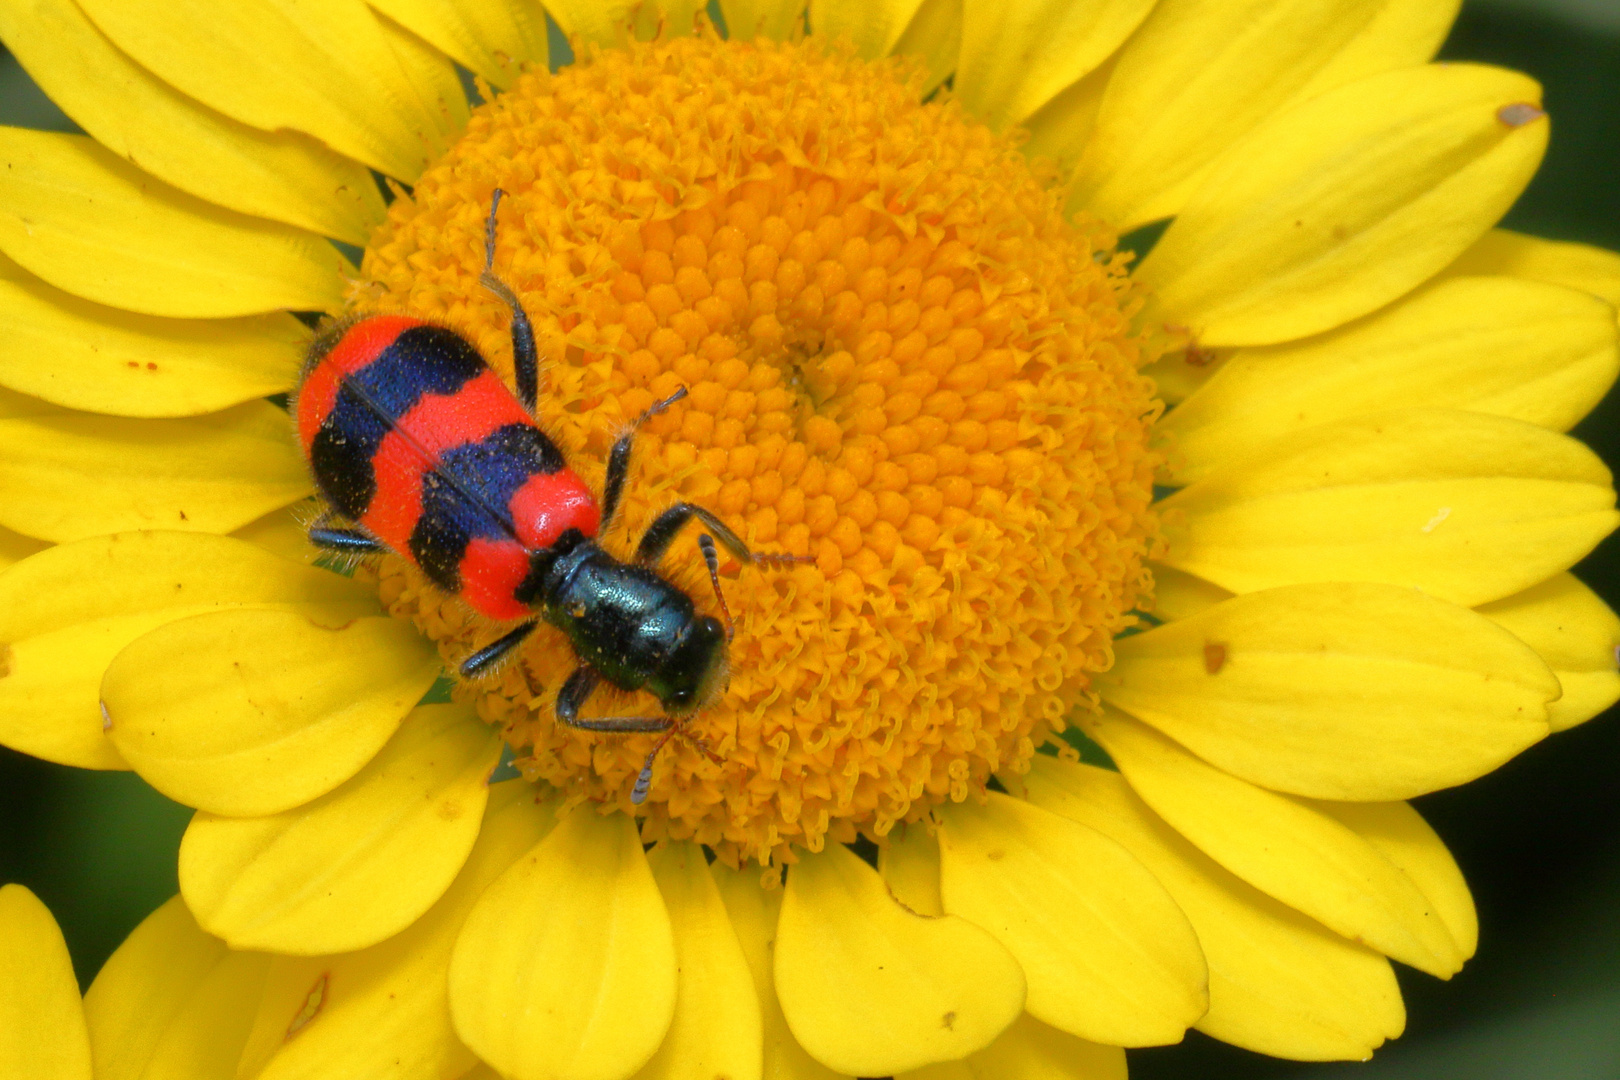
left=1, top=1, right=1618, bottom=1079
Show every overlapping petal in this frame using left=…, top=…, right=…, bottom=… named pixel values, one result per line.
left=1085, top=710, right=1473, bottom=978
left=900, top=1014, right=1127, bottom=1080
left=1157, top=409, right=1618, bottom=605
left=179, top=702, right=501, bottom=954
left=235, top=783, right=556, bottom=1080
left=103, top=608, right=440, bottom=816
left=1136, top=63, right=1548, bottom=346
left=0, top=127, right=348, bottom=318
left=82, top=896, right=268, bottom=1080
left=1159, top=278, right=1620, bottom=485
left=448, top=806, right=677, bottom=1080
left=713, top=864, right=849, bottom=1080
left=955, top=0, right=1154, bottom=131
left=549, top=0, right=707, bottom=44
left=717, top=0, right=804, bottom=41
left=0, top=885, right=91, bottom=1080
left=633, top=843, right=763, bottom=1080
left=0, top=0, right=386, bottom=245
left=1478, top=573, right=1620, bottom=731
left=1065, top=0, right=1454, bottom=229
left=936, top=793, right=1209, bottom=1047
left=1447, top=228, right=1620, bottom=310
left=1022, top=757, right=1406, bottom=1061
left=366, top=0, right=549, bottom=88
left=76, top=0, right=445, bottom=179
left=0, top=253, right=302, bottom=417
left=1097, top=581, right=1558, bottom=799
left=0, top=531, right=376, bottom=769
left=776, top=841, right=1026, bottom=1075
left=0, top=399, right=311, bottom=542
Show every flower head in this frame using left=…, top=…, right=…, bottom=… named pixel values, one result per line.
left=1, top=1, right=1618, bottom=1078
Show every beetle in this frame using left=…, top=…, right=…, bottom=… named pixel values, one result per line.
left=294, top=190, right=804, bottom=802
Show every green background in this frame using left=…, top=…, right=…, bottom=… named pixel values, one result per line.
left=2, top=2, right=1618, bottom=1077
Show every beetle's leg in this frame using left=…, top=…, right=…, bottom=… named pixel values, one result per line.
left=631, top=718, right=724, bottom=805
left=307, top=526, right=387, bottom=555
left=697, top=533, right=736, bottom=642
left=553, top=665, right=670, bottom=733
left=600, top=386, right=688, bottom=535
left=634, top=502, right=809, bottom=570
left=460, top=619, right=540, bottom=679
left=480, top=188, right=539, bottom=413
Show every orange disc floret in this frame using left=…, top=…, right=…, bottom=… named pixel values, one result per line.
left=359, top=32, right=1162, bottom=865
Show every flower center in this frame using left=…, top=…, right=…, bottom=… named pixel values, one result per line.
left=356, top=32, right=1161, bottom=865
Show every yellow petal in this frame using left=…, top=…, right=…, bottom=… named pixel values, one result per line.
left=1068, top=0, right=1454, bottom=229
left=880, top=821, right=945, bottom=916
left=0, top=384, right=63, bottom=420
left=378, top=11, right=469, bottom=155
left=718, top=0, right=804, bottom=40
left=0, top=524, right=47, bottom=573
left=777, top=842, right=1025, bottom=1075
left=1147, top=563, right=1232, bottom=623
left=1135, top=64, right=1548, bottom=347
left=0, top=253, right=302, bottom=417
left=956, top=0, right=1154, bottom=131
left=449, top=807, right=677, bottom=1080
left=713, top=864, right=850, bottom=1080
left=1307, top=799, right=1477, bottom=961
left=236, top=782, right=557, bottom=1080
left=937, top=793, right=1208, bottom=1047
left=0, top=400, right=312, bottom=543
left=0, top=0, right=384, bottom=245
left=809, top=0, right=926, bottom=58
left=548, top=0, right=707, bottom=43
left=1083, top=710, right=1466, bottom=977
left=366, top=0, right=549, bottom=88
left=233, top=503, right=324, bottom=565
left=82, top=896, right=268, bottom=1080
left=633, top=843, right=763, bottom=1080
left=1158, top=409, right=1619, bottom=607
left=898, top=1013, right=1126, bottom=1080
left=970, top=1013, right=1126, bottom=1080
left=1160, top=278, right=1620, bottom=485
left=1097, top=581, right=1557, bottom=800
left=1479, top=573, right=1620, bottom=732
left=1290, top=0, right=1460, bottom=102
left=1022, top=57, right=1115, bottom=177
left=0, top=128, right=347, bottom=318
left=76, top=0, right=441, bottom=180
left=1446, top=228, right=1620, bottom=309
left=888, top=0, right=961, bottom=97
left=0, top=885, right=91, bottom=1080
left=1024, top=758, right=1405, bottom=1061
left=103, top=608, right=439, bottom=816
left=0, top=531, right=375, bottom=771
left=179, top=702, right=500, bottom=954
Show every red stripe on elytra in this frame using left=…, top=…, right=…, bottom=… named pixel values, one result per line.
left=510, top=470, right=601, bottom=550
left=360, top=371, right=537, bottom=551
left=296, top=315, right=422, bottom=454
left=459, top=536, right=533, bottom=620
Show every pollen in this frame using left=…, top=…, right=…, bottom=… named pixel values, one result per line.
left=359, top=33, right=1162, bottom=865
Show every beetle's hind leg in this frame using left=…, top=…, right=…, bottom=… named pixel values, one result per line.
left=460, top=619, right=541, bottom=679
left=553, top=665, right=722, bottom=804
left=307, top=526, right=387, bottom=555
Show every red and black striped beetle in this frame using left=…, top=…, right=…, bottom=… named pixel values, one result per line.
left=294, top=191, right=803, bottom=802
